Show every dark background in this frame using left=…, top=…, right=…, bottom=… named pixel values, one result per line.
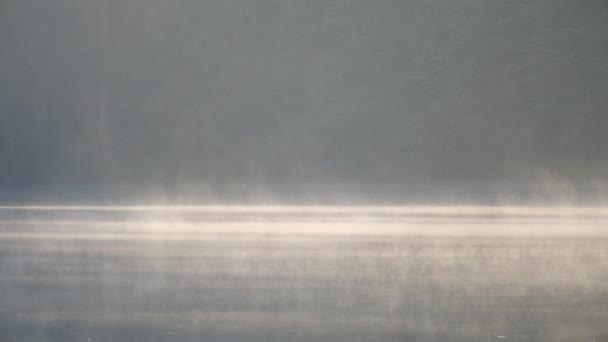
left=1, top=0, right=607, bottom=203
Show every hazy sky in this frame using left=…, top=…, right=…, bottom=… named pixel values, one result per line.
left=1, top=0, right=607, bottom=201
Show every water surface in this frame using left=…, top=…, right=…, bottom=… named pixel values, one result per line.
left=1, top=207, right=607, bottom=341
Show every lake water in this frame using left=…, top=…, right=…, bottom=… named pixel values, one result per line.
left=1, top=207, right=607, bottom=341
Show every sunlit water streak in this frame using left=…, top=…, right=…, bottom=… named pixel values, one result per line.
left=1, top=206, right=607, bottom=341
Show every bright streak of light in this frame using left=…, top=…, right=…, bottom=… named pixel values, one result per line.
left=0, top=206, right=606, bottom=241
left=0, top=205, right=607, bottom=216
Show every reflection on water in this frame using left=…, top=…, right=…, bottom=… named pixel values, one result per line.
left=1, top=207, right=608, bottom=341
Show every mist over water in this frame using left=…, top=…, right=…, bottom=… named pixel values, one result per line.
left=1, top=206, right=608, bottom=341
left=2, top=0, right=608, bottom=340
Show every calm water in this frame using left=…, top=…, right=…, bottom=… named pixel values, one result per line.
left=1, top=207, right=608, bottom=341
